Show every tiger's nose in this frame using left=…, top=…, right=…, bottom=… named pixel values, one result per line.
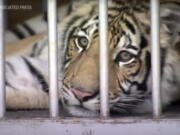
left=71, top=88, right=94, bottom=101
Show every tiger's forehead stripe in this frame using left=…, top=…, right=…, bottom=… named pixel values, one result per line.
left=82, top=16, right=99, bottom=29
left=123, top=18, right=136, bottom=34
left=111, top=13, right=143, bottom=59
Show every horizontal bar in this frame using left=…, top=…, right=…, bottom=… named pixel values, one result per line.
left=0, top=0, right=5, bottom=118
left=1, top=119, right=180, bottom=135
left=48, top=0, right=59, bottom=118
left=99, top=0, right=109, bottom=118
left=150, top=0, right=162, bottom=117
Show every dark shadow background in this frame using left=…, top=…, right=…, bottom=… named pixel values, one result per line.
left=6, top=0, right=69, bottom=28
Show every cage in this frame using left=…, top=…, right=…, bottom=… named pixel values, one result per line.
left=1, top=0, right=180, bottom=134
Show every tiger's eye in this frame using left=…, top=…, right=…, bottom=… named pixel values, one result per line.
left=77, top=36, right=89, bottom=49
left=116, top=51, right=133, bottom=62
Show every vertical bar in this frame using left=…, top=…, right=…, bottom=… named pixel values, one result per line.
left=0, top=0, right=5, bottom=118
left=48, top=0, right=59, bottom=117
left=150, top=0, right=161, bottom=118
left=99, top=0, right=109, bottom=118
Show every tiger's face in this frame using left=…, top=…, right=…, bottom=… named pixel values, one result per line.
left=61, top=12, right=151, bottom=115
left=60, top=0, right=180, bottom=117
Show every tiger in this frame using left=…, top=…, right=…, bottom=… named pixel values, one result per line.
left=5, top=0, right=180, bottom=117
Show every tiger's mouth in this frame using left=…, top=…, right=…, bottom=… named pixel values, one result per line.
left=62, top=84, right=100, bottom=111
left=71, top=88, right=93, bottom=101
left=70, top=87, right=99, bottom=102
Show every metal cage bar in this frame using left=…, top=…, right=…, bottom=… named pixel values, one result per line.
left=150, top=0, right=162, bottom=117
left=48, top=0, right=59, bottom=118
left=99, top=0, right=109, bottom=118
left=0, top=0, right=5, bottom=118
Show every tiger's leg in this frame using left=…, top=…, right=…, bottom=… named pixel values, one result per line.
left=5, top=56, right=49, bottom=109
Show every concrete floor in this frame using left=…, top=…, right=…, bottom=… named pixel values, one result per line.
left=0, top=104, right=180, bottom=135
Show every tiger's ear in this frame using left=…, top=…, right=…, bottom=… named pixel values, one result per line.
left=160, top=2, right=180, bottom=34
